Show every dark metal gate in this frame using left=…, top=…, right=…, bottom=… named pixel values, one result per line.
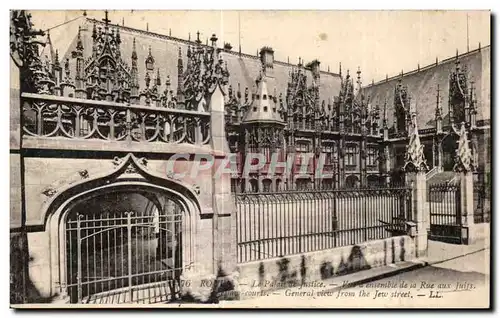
left=65, top=201, right=183, bottom=304
left=428, top=183, right=465, bottom=244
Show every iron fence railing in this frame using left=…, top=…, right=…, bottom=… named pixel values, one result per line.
left=235, top=186, right=412, bottom=263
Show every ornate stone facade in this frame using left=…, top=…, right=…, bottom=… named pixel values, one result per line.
left=13, top=11, right=491, bottom=193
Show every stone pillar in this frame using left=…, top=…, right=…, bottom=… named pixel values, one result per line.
left=454, top=122, right=476, bottom=244
left=460, top=171, right=474, bottom=228
left=406, top=171, right=428, bottom=257
left=208, top=85, right=238, bottom=298
left=403, top=112, right=429, bottom=257
left=10, top=53, right=28, bottom=303
left=179, top=84, right=237, bottom=302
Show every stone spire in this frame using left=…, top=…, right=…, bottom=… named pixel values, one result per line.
left=43, top=30, right=56, bottom=67
left=130, top=38, right=139, bottom=103
left=76, top=26, right=84, bottom=53
left=156, top=68, right=161, bottom=87
left=469, top=80, right=477, bottom=128
left=176, top=47, right=184, bottom=103
left=74, top=26, right=85, bottom=97
left=356, top=66, right=362, bottom=92
left=91, top=23, right=98, bottom=59
left=383, top=98, right=388, bottom=128
left=435, top=84, right=442, bottom=133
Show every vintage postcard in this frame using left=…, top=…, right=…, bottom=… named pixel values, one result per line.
left=9, top=9, right=491, bottom=308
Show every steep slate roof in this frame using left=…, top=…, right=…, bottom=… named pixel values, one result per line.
left=362, top=46, right=490, bottom=129
left=53, top=17, right=489, bottom=128
left=60, top=17, right=342, bottom=111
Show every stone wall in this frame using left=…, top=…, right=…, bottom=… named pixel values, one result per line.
left=467, top=223, right=490, bottom=244
left=236, top=235, right=416, bottom=299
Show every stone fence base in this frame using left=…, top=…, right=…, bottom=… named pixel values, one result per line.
left=235, top=235, right=417, bottom=300
left=463, top=223, right=491, bottom=245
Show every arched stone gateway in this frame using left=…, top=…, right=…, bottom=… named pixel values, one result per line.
left=42, top=154, right=203, bottom=304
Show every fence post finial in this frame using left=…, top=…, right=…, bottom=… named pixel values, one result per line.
left=403, top=116, right=429, bottom=173
left=453, top=122, right=475, bottom=173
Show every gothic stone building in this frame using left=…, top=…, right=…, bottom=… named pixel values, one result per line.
left=28, top=14, right=492, bottom=193
left=10, top=11, right=491, bottom=304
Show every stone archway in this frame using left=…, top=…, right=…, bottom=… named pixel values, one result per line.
left=62, top=186, right=188, bottom=304
left=42, top=154, right=201, bottom=304
left=345, top=175, right=360, bottom=188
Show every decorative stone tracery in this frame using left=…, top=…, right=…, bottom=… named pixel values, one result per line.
left=403, top=115, right=429, bottom=173
left=453, top=122, right=476, bottom=173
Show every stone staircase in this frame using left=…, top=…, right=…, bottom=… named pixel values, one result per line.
left=427, top=170, right=458, bottom=186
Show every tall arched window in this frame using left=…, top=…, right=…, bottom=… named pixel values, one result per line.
left=249, top=179, right=259, bottom=193
left=345, top=175, right=360, bottom=188
left=262, top=179, right=272, bottom=193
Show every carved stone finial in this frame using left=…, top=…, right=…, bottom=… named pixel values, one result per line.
left=403, top=118, right=429, bottom=173
left=453, top=122, right=475, bottom=172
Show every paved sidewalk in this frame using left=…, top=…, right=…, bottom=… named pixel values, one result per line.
left=424, top=238, right=490, bottom=265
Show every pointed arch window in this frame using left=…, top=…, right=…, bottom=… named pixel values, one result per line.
left=262, top=179, right=272, bottom=193
left=249, top=179, right=259, bottom=193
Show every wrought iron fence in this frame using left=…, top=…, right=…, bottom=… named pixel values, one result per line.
left=235, top=186, right=412, bottom=263
left=21, top=92, right=211, bottom=145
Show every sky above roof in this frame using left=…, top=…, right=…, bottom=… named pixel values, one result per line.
left=30, top=10, right=490, bottom=85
